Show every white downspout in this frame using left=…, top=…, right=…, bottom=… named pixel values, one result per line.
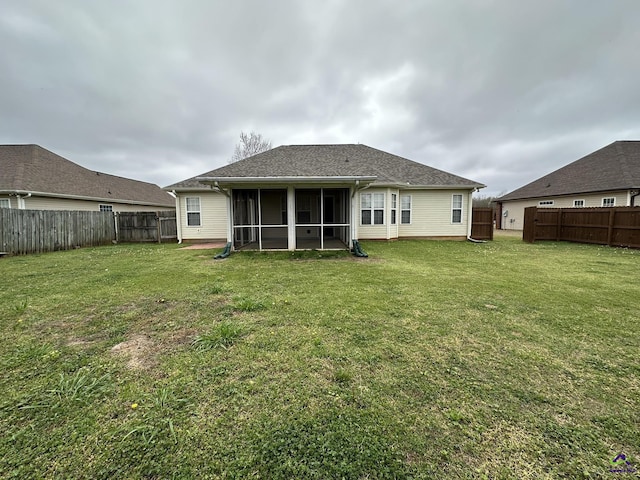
left=213, top=182, right=233, bottom=247
left=172, top=191, right=182, bottom=244
left=17, top=193, right=32, bottom=209
left=351, top=181, right=372, bottom=248
left=287, top=186, right=295, bottom=250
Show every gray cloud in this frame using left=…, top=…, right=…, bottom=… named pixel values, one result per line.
left=2, top=0, right=639, bottom=195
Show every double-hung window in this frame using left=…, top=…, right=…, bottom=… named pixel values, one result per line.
left=391, top=194, right=397, bottom=225
left=186, top=197, right=201, bottom=226
left=401, top=195, right=411, bottom=224
left=452, top=194, right=463, bottom=223
left=0, top=199, right=10, bottom=208
left=573, top=200, right=585, bottom=207
left=361, top=193, right=384, bottom=225
left=602, top=197, right=615, bottom=207
left=99, top=204, right=113, bottom=212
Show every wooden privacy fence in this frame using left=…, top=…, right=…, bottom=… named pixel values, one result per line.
left=523, top=206, right=640, bottom=248
left=116, top=211, right=177, bottom=243
left=0, top=209, right=115, bottom=255
left=0, top=209, right=178, bottom=255
left=471, top=208, right=494, bottom=240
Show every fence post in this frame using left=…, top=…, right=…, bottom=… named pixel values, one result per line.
left=607, top=208, right=615, bottom=246
left=157, top=211, right=161, bottom=244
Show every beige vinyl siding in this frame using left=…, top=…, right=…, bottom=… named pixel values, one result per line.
left=179, top=192, right=227, bottom=241
left=20, top=195, right=173, bottom=212
left=500, top=190, right=630, bottom=230
left=398, top=190, right=469, bottom=237
left=387, top=189, right=399, bottom=240
left=499, top=199, right=529, bottom=230
left=356, top=188, right=471, bottom=239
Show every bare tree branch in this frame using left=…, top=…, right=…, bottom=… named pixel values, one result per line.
left=229, top=131, right=272, bottom=163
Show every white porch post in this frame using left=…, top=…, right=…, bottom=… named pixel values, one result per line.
left=287, top=185, right=296, bottom=250
left=351, top=186, right=357, bottom=247
left=226, top=193, right=233, bottom=244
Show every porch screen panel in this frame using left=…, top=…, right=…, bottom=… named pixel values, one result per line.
left=232, top=190, right=259, bottom=250
left=233, top=190, right=259, bottom=226
left=296, top=189, right=321, bottom=224
left=323, top=189, right=349, bottom=225
left=260, top=189, right=287, bottom=225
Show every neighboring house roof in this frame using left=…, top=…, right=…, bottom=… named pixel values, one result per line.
left=165, top=144, right=485, bottom=190
left=498, top=141, right=640, bottom=202
left=0, top=144, right=175, bottom=207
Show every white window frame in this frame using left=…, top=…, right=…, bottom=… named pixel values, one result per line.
left=186, top=196, right=202, bottom=227
left=539, top=200, right=554, bottom=206
left=451, top=194, right=463, bottom=224
left=361, top=192, right=385, bottom=225
left=573, top=199, right=585, bottom=207
left=99, top=204, right=113, bottom=212
left=602, top=197, right=615, bottom=207
left=0, top=198, right=10, bottom=209
left=400, top=194, right=412, bottom=224
left=390, top=193, right=397, bottom=225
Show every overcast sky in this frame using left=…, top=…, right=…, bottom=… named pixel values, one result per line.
left=2, top=0, right=639, bottom=196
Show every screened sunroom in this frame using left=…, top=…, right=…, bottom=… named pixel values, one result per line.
left=231, top=187, right=351, bottom=251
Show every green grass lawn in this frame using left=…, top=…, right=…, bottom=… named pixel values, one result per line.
left=1, top=234, right=638, bottom=479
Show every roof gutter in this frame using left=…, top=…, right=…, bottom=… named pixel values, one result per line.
left=1, top=189, right=173, bottom=208
left=196, top=175, right=378, bottom=185
left=500, top=187, right=640, bottom=203
left=385, top=184, right=486, bottom=190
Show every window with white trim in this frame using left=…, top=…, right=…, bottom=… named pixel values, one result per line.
left=452, top=194, right=463, bottom=223
left=0, top=198, right=10, bottom=208
left=99, top=204, right=113, bottom=212
left=401, top=195, right=411, bottom=224
left=391, top=194, right=397, bottom=225
left=361, top=193, right=384, bottom=225
left=539, top=200, right=554, bottom=206
left=573, top=199, right=585, bottom=207
left=602, top=197, right=615, bottom=207
left=186, top=197, right=201, bottom=226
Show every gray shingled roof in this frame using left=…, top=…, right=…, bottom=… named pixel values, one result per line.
left=0, top=145, right=175, bottom=207
left=498, top=141, right=640, bottom=201
left=165, top=144, right=484, bottom=190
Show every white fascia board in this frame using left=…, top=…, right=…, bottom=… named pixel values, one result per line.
left=0, top=190, right=173, bottom=207
left=164, top=186, right=213, bottom=192
left=197, top=175, right=377, bottom=183
left=378, top=183, right=486, bottom=190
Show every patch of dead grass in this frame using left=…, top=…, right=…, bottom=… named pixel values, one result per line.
left=111, top=334, right=157, bottom=370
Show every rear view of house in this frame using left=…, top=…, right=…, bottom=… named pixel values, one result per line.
left=165, top=144, right=485, bottom=251
left=0, top=145, right=175, bottom=212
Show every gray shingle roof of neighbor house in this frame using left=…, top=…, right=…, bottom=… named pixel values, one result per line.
left=165, top=144, right=485, bottom=190
left=498, top=141, right=640, bottom=202
left=0, top=144, right=175, bottom=207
